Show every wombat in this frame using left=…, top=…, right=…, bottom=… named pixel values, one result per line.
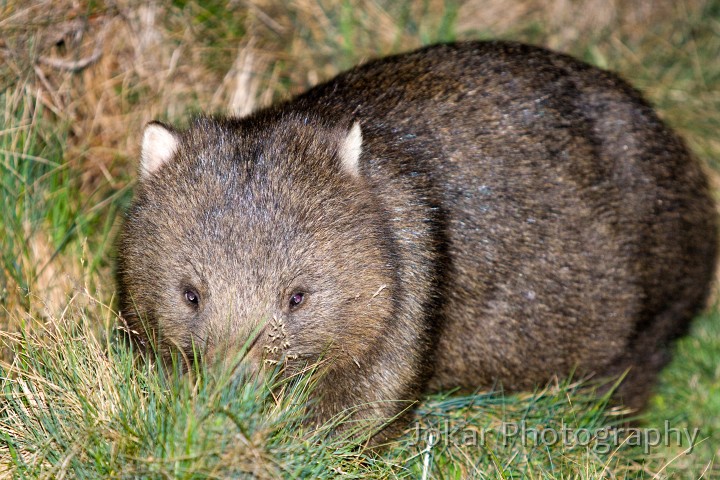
left=117, top=41, right=718, bottom=436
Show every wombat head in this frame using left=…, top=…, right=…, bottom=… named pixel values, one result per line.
left=117, top=114, right=395, bottom=373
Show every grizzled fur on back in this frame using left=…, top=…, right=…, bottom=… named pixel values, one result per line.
left=118, top=41, right=718, bottom=437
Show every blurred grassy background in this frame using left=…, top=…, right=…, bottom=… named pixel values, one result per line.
left=1, top=0, right=718, bottom=477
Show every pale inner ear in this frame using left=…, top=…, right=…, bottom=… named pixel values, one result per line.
left=338, top=122, right=362, bottom=177
left=140, top=122, right=179, bottom=178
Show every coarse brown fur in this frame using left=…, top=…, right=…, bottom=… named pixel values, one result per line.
left=117, top=41, right=718, bottom=439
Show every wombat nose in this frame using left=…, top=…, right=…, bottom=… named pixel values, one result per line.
left=203, top=340, right=262, bottom=375
left=203, top=325, right=266, bottom=373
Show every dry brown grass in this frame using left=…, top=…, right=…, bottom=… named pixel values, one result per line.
left=458, top=0, right=707, bottom=46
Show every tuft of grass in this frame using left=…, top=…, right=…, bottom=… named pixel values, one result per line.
left=644, top=308, right=720, bottom=478
left=391, top=385, right=656, bottom=479
left=0, top=83, right=123, bottom=322
left=0, top=87, right=68, bottom=313
left=0, top=295, right=394, bottom=478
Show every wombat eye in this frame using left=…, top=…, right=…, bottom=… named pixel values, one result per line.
left=184, top=288, right=200, bottom=306
left=289, top=292, right=305, bottom=309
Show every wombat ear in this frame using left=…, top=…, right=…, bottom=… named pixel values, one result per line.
left=338, top=122, right=362, bottom=177
left=140, top=121, right=179, bottom=179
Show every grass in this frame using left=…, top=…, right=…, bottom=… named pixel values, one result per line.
left=1, top=0, right=719, bottom=477
left=0, top=302, right=658, bottom=478
left=0, top=84, right=123, bottom=328
left=644, top=309, right=720, bottom=477
left=0, top=299, right=372, bottom=478
left=0, top=88, right=68, bottom=313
